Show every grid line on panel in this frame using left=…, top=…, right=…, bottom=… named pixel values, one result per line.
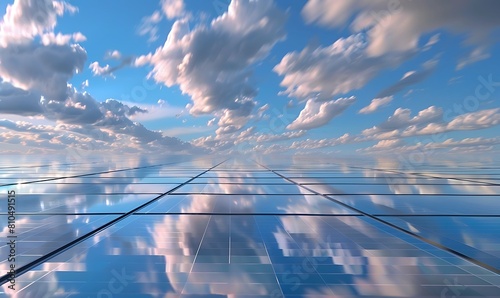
left=10, top=212, right=500, bottom=217
left=255, top=161, right=500, bottom=275
left=0, top=159, right=228, bottom=286
left=133, top=213, right=364, bottom=216
left=170, top=192, right=500, bottom=197
left=0, top=158, right=208, bottom=187
left=333, top=164, right=500, bottom=187
left=182, top=215, right=213, bottom=294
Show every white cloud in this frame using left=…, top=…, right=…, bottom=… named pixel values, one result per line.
left=371, top=139, right=405, bottom=149
left=365, top=106, right=443, bottom=134
left=105, top=50, right=122, bottom=60
left=361, top=137, right=500, bottom=154
left=456, top=47, right=490, bottom=70
left=89, top=61, right=113, bottom=77
left=40, top=32, right=86, bottom=45
left=72, top=32, right=86, bottom=42
left=274, top=34, right=407, bottom=101
left=136, top=0, right=286, bottom=117
left=362, top=107, right=500, bottom=140
left=358, top=96, right=392, bottom=114
left=302, top=0, right=500, bottom=66
left=419, top=108, right=500, bottom=135
left=0, top=0, right=202, bottom=155
left=161, top=0, right=185, bottom=19
left=287, top=96, right=356, bottom=130
left=137, top=10, right=163, bottom=42
left=0, top=0, right=77, bottom=46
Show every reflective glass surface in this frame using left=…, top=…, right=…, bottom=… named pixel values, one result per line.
left=1, top=156, right=499, bottom=297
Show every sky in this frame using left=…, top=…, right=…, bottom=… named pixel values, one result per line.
left=0, top=0, right=499, bottom=159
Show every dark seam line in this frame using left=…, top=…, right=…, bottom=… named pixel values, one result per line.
left=298, top=183, right=487, bottom=185
left=321, top=193, right=499, bottom=196
left=374, top=214, right=500, bottom=217
left=4, top=213, right=498, bottom=217
left=0, top=159, right=228, bottom=286
left=4, top=212, right=127, bottom=216
left=27, top=182, right=189, bottom=184
left=336, top=164, right=500, bottom=187
left=166, top=192, right=499, bottom=196
left=256, top=161, right=500, bottom=275
left=410, top=173, right=500, bottom=186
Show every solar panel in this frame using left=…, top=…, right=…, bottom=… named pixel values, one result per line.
left=1, top=156, right=499, bottom=297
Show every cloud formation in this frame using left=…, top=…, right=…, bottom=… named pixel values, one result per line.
left=302, top=0, right=500, bottom=67
left=363, top=107, right=500, bottom=140
left=161, top=0, right=185, bottom=19
left=136, top=0, right=287, bottom=118
left=358, top=96, right=392, bottom=114
left=274, top=34, right=408, bottom=101
left=0, top=0, right=77, bottom=46
left=287, top=96, right=356, bottom=130
left=0, top=42, right=87, bottom=101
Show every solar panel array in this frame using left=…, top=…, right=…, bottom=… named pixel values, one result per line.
left=1, top=156, right=499, bottom=297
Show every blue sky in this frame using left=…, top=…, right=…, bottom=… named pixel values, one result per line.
left=0, top=0, right=499, bottom=157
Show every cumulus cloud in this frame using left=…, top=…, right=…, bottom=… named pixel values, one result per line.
left=215, top=99, right=256, bottom=135
left=136, top=0, right=287, bottom=118
left=287, top=96, right=356, bottom=130
left=302, top=0, right=500, bottom=66
left=274, top=34, right=408, bottom=101
left=358, top=96, right=392, bottom=114
left=361, top=137, right=500, bottom=154
left=0, top=86, right=197, bottom=153
left=0, top=0, right=200, bottom=155
left=418, top=108, right=500, bottom=135
left=370, top=106, right=443, bottom=133
left=363, top=107, right=500, bottom=140
left=0, top=42, right=87, bottom=101
left=40, top=32, right=86, bottom=45
left=0, top=0, right=77, bottom=46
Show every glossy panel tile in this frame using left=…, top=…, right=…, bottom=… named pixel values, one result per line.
left=1, top=156, right=499, bottom=298
left=7, top=215, right=499, bottom=297
left=172, top=183, right=313, bottom=195
left=324, top=194, right=500, bottom=215
left=0, top=193, right=160, bottom=214
left=140, top=194, right=357, bottom=215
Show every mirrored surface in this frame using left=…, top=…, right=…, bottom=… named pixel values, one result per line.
left=1, top=155, right=499, bottom=297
